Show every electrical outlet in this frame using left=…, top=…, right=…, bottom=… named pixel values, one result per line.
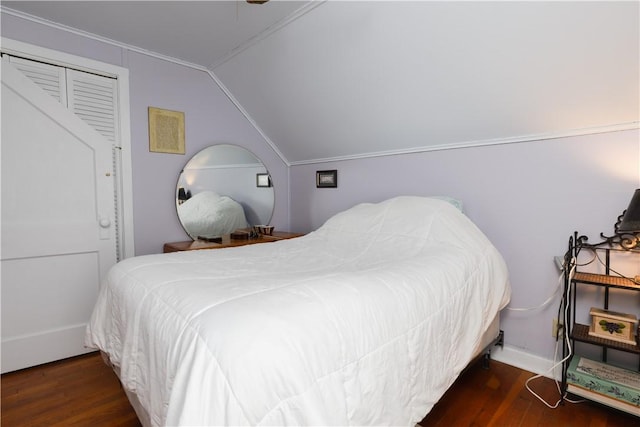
left=552, top=318, right=563, bottom=338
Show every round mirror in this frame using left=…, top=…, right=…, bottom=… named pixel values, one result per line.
left=176, top=144, right=274, bottom=240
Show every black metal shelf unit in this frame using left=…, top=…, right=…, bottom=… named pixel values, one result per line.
left=560, top=229, right=640, bottom=405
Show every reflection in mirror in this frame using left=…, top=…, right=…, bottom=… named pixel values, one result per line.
left=176, top=144, right=274, bottom=240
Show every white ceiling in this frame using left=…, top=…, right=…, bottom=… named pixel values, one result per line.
left=2, top=1, right=311, bottom=68
left=3, top=1, right=639, bottom=165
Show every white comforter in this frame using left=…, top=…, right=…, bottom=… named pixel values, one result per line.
left=85, top=196, right=510, bottom=426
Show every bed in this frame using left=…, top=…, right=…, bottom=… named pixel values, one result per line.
left=85, top=196, right=510, bottom=426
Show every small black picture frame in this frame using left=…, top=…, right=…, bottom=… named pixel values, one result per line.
left=316, top=170, right=338, bottom=188
left=256, top=173, right=272, bottom=187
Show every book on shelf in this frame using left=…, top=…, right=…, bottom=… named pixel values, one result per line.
left=566, top=356, right=640, bottom=417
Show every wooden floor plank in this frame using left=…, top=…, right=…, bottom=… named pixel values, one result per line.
left=2, top=352, right=638, bottom=426
left=420, top=359, right=638, bottom=427
left=1, top=352, right=141, bottom=427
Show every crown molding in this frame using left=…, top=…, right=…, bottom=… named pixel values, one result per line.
left=0, top=5, right=290, bottom=166
left=0, top=6, right=209, bottom=72
left=288, top=122, right=640, bottom=166
left=204, top=69, right=291, bottom=166
left=208, top=0, right=327, bottom=70
left=3, top=6, right=637, bottom=169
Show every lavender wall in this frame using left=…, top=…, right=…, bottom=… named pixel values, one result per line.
left=290, top=129, right=640, bottom=362
left=126, top=53, right=289, bottom=255
left=3, top=10, right=639, bottom=368
left=1, top=13, right=290, bottom=255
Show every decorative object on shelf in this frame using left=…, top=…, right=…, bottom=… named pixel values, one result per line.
left=256, top=173, right=272, bottom=187
left=254, top=225, right=274, bottom=236
left=597, top=188, right=640, bottom=250
left=230, top=230, right=250, bottom=240
left=197, top=235, right=222, bottom=243
left=589, top=307, right=638, bottom=345
left=316, top=170, right=338, bottom=188
left=148, top=107, right=185, bottom=154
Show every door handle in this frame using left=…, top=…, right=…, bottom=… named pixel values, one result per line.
left=99, top=217, right=111, bottom=239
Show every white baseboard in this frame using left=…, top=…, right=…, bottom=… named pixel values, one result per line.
left=1, top=324, right=93, bottom=374
left=490, top=344, right=563, bottom=381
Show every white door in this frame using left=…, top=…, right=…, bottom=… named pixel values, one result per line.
left=1, top=60, right=118, bottom=372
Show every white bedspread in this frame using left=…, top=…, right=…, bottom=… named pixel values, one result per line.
left=85, top=196, right=510, bottom=426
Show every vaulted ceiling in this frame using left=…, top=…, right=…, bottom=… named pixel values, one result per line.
left=3, top=1, right=311, bottom=68
left=3, top=1, right=639, bottom=165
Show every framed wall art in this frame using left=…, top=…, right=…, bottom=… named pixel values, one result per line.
left=316, top=170, right=338, bottom=188
left=256, top=173, right=272, bottom=188
left=148, top=107, right=185, bottom=154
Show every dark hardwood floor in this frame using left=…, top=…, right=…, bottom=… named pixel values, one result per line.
left=1, top=352, right=636, bottom=426
left=420, top=358, right=637, bottom=426
left=1, top=352, right=140, bottom=427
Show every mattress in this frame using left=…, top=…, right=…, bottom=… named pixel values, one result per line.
left=86, top=196, right=511, bottom=426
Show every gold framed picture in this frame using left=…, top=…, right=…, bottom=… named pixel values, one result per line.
left=148, top=107, right=185, bottom=154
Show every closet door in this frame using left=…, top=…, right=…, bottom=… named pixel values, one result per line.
left=67, top=68, right=118, bottom=143
left=1, top=60, right=117, bottom=372
left=7, top=56, right=68, bottom=105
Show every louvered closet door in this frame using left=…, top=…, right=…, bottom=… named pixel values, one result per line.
left=8, top=56, right=68, bottom=104
left=1, top=59, right=118, bottom=373
left=67, top=69, right=118, bottom=143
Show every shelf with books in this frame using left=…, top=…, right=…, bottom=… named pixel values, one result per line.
left=560, top=219, right=640, bottom=416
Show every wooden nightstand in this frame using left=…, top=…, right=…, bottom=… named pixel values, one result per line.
left=163, top=231, right=303, bottom=253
